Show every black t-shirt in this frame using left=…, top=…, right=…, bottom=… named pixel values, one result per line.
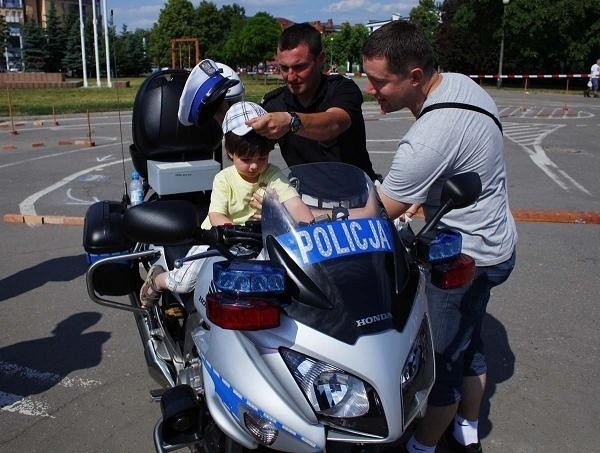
left=262, top=74, right=376, bottom=180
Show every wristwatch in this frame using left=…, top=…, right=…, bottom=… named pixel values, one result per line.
left=289, top=112, right=303, bottom=134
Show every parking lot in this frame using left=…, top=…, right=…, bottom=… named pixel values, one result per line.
left=1, top=88, right=599, bottom=452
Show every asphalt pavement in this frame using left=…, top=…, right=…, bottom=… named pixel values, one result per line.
left=1, top=88, right=599, bottom=452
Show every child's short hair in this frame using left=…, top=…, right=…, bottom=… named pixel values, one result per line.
left=224, top=131, right=275, bottom=160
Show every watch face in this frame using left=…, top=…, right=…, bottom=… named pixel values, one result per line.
left=290, top=112, right=302, bottom=133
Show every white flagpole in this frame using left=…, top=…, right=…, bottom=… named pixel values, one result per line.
left=78, top=0, right=88, bottom=87
left=102, top=0, right=112, bottom=87
left=92, top=0, right=101, bottom=86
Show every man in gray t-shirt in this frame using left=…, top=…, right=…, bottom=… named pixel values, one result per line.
left=383, top=72, right=516, bottom=266
left=363, top=21, right=517, bottom=453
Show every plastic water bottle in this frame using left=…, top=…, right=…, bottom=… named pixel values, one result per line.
left=129, top=170, right=144, bottom=206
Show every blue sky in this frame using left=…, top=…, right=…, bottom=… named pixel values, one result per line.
left=110, top=0, right=421, bottom=31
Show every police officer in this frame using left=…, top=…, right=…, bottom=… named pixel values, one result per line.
left=247, top=23, right=378, bottom=181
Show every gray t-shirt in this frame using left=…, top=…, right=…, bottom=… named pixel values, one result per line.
left=381, top=73, right=517, bottom=266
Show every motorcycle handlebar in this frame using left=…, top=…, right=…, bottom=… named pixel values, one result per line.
left=196, top=225, right=262, bottom=245
left=178, top=224, right=262, bottom=265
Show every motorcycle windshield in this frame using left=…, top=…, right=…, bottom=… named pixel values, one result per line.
left=261, top=163, right=409, bottom=344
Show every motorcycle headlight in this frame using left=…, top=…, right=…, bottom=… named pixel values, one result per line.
left=280, top=348, right=387, bottom=437
left=401, top=316, right=435, bottom=427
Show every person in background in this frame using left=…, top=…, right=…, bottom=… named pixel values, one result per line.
left=361, top=21, right=517, bottom=453
left=590, top=58, right=600, bottom=97
left=247, top=22, right=379, bottom=181
left=139, top=101, right=313, bottom=306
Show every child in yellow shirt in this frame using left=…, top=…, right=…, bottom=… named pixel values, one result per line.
left=140, top=101, right=312, bottom=306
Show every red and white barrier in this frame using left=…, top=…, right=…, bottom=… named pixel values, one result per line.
left=468, top=74, right=593, bottom=112
left=469, top=74, right=590, bottom=79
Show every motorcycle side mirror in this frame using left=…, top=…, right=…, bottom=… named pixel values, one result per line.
left=440, top=172, right=482, bottom=209
left=415, top=172, right=482, bottom=239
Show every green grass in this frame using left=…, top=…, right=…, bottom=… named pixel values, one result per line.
left=0, top=74, right=286, bottom=118
left=0, top=73, right=379, bottom=119
left=1, top=78, right=142, bottom=117
left=1, top=71, right=584, bottom=118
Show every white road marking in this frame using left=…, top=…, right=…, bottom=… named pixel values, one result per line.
left=65, top=188, right=100, bottom=205
left=0, top=141, right=128, bottom=170
left=0, top=361, right=101, bottom=389
left=499, top=105, right=594, bottom=119
left=0, top=360, right=102, bottom=418
left=0, top=390, right=54, bottom=418
left=97, top=155, right=114, bottom=162
left=364, top=119, right=591, bottom=194
left=503, top=122, right=591, bottom=194
left=18, top=157, right=131, bottom=222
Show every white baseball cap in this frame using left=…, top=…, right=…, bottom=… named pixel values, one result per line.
left=178, top=59, right=240, bottom=126
left=222, top=101, right=267, bottom=136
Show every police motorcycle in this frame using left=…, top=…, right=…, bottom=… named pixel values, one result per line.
left=83, top=61, right=481, bottom=452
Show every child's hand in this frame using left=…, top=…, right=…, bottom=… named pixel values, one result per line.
left=250, top=186, right=266, bottom=221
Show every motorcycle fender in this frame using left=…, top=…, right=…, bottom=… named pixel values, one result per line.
left=238, top=271, right=432, bottom=442
left=200, top=328, right=325, bottom=452
left=201, top=366, right=258, bottom=450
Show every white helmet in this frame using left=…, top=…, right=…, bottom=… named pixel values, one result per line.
left=216, top=62, right=244, bottom=105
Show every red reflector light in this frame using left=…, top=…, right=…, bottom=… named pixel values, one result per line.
left=431, top=254, right=476, bottom=289
left=206, top=293, right=280, bottom=330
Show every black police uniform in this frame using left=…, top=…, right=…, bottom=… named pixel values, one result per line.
left=261, top=74, right=377, bottom=181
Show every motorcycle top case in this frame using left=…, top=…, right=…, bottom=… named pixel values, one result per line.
left=83, top=200, right=136, bottom=296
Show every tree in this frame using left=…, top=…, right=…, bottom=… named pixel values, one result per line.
left=21, top=20, right=47, bottom=71
left=83, top=15, right=97, bottom=77
left=410, top=0, right=441, bottom=54
left=436, top=0, right=600, bottom=76
left=44, top=2, right=65, bottom=72
left=436, top=0, right=502, bottom=74
left=349, top=24, right=369, bottom=72
left=206, top=3, right=246, bottom=62
left=0, top=14, right=8, bottom=71
left=237, top=12, right=280, bottom=69
left=334, top=23, right=353, bottom=72
left=323, top=32, right=343, bottom=71
left=502, top=0, right=600, bottom=73
left=193, top=1, right=247, bottom=61
left=62, top=13, right=83, bottom=76
left=114, top=26, right=151, bottom=76
left=103, top=20, right=118, bottom=75
left=0, top=14, right=7, bottom=50
left=192, top=1, right=220, bottom=60
left=149, top=0, right=196, bottom=67
left=221, top=14, right=247, bottom=67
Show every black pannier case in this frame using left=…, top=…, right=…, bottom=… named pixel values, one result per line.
left=83, top=200, right=137, bottom=296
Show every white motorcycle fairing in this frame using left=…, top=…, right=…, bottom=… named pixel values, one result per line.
left=190, top=163, right=435, bottom=451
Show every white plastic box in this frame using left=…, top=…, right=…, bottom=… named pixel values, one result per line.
left=147, top=160, right=220, bottom=195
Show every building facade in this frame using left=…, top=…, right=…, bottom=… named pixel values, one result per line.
left=1, top=0, right=93, bottom=71
left=1, top=0, right=24, bottom=70
left=366, top=13, right=407, bottom=34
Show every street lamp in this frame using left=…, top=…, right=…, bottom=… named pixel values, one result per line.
left=497, top=0, right=510, bottom=88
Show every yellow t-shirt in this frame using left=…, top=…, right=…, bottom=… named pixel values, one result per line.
left=200, top=164, right=299, bottom=229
